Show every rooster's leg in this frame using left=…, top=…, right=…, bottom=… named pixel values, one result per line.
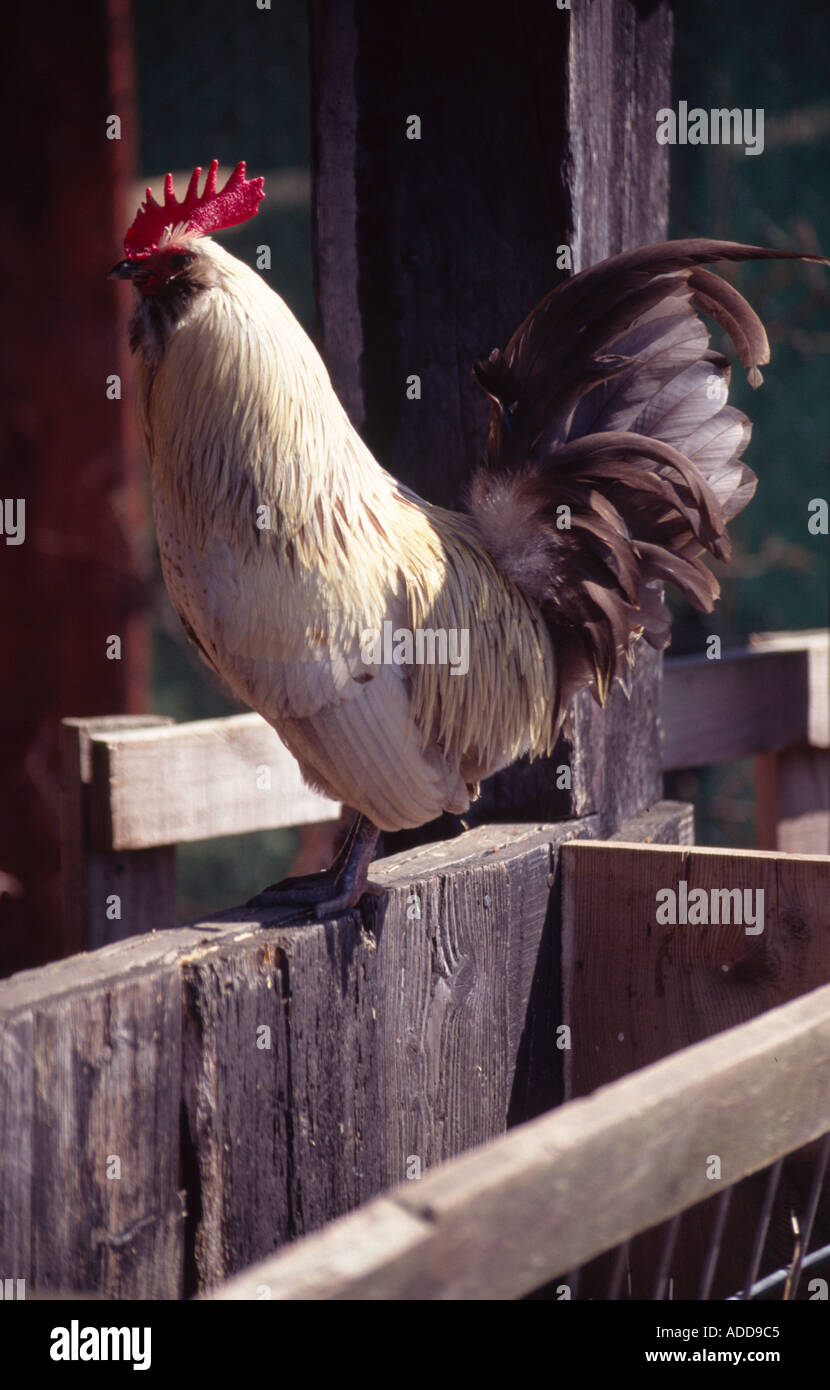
left=246, top=814, right=381, bottom=917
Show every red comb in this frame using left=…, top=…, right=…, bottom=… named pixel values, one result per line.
left=124, top=160, right=265, bottom=259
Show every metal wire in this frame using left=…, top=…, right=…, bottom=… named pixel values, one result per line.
left=784, top=1131, right=830, bottom=1299
left=739, top=1157, right=784, bottom=1299
left=652, top=1212, right=682, bottom=1299
left=606, top=1241, right=630, bottom=1300
left=550, top=1131, right=830, bottom=1301
left=728, top=1239, right=830, bottom=1299
left=698, top=1186, right=733, bottom=1300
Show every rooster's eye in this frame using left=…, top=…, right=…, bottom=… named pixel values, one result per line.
left=168, top=252, right=194, bottom=272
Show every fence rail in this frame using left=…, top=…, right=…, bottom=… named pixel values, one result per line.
left=661, top=630, right=828, bottom=770
left=662, top=630, right=828, bottom=856
left=57, top=630, right=829, bottom=951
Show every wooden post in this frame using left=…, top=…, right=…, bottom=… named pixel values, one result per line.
left=59, top=712, right=342, bottom=950
left=0, top=932, right=186, bottom=1300
left=0, top=0, right=147, bottom=976
left=750, top=631, right=830, bottom=854
left=756, top=749, right=830, bottom=854
left=60, top=717, right=176, bottom=954
left=309, top=0, right=673, bottom=833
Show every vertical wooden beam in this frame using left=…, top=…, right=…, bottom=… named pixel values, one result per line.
left=309, top=0, right=673, bottom=832
left=60, top=717, right=176, bottom=954
left=561, top=0, right=673, bottom=832
left=757, top=748, right=830, bottom=854
left=567, top=0, right=672, bottom=272
left=755, top=752, right=780, bottom=850
left=752, top=631, right=829, bottom=853
left=0, top=0, right=147, bottom=976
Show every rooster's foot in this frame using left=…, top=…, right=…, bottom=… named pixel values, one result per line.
left=246, top=813, right=381, bottom=918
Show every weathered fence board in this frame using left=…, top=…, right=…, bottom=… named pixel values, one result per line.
left=661, top=630, right=828, bottom=771
left=180, top=917, right=376, bottom=1290
left=31, top=972, right=184, bottom=1299
left=86, top=713, right=339, bottom=850
left=207, top=981, right=830, bottom=1300
left=0, top=943, right=186, bottom=1299
left=178, top=817, right=608, bottom=1289
left=751, top=630, right=829, bottom=749
left=609, top=798, right=694, bottom=846
left=562, top=838, right=830, bottom=1296
left=60, top=713, right=341, bottom=949
left=6, top=803, right=824, bottom=1300
left=18, top=811, right=721, bottom=1297
left=0, top=1012, right=33, bottom=1281
left=562, top=841, right=830, bottom=1099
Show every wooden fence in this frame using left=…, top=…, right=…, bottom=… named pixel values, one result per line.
left=208, top=980, right=830, bottom=1300
left=0, top=632, right=828, bottom=1299
left=2, top=831, right=827, bottom=1299
left=0, top=813, right=609, bottom=1299
left=59, top=713, right=339, bottom=954
left=662, top=630, right=829, bottom=854
left=57, top=630, right=828, bottom=954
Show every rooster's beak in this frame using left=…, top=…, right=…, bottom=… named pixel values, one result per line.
left=109, top=260, right=138, bottom=280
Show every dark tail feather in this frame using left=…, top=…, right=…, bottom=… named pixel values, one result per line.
left=468, top=238, right=827, bottom=708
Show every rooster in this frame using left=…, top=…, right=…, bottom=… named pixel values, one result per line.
left=112, top=162, right=825, bottom=914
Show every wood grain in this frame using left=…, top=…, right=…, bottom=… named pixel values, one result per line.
left=0, top=944, right=185, bottom=1299
left=7, top=813, right=637, bottom=1297
left=561, top=841, right=830, bottom=1099
left=207, top=981, right=830, bottom=1300
left=662, top=632, right=828, bottom=771
left=179, top=817, right=599, bottom=1289
left=86, top=713, right=339, bottom=850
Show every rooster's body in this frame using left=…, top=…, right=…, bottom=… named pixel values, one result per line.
left=134, top=236, right=551, bottom=831
left=113, top=163, right=826, bottom=910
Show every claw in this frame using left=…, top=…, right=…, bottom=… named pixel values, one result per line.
left=245, top=814, right=381, bottom=920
